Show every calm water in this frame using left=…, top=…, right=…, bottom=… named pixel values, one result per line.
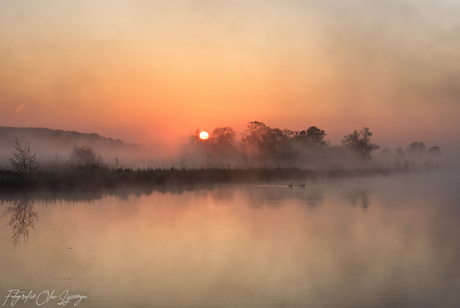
left=1, top=171, right=460, bottom=308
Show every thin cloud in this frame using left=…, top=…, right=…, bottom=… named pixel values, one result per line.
left=14, top=103, right=27, bottom=115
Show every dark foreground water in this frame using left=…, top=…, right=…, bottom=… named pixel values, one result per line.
left=1, top=170, right=460, bottom=308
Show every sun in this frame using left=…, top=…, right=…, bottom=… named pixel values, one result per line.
left=199, top=131, right=209, bottom=140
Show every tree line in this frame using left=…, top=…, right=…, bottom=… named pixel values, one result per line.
left=186, top=121, right=383, bottom=168
left=6, top=122, right=442, bottom=177
left=186, top=121, right=442, bottom=169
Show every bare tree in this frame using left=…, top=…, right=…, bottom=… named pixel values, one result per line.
left=9, top=136, right=39, bottom=177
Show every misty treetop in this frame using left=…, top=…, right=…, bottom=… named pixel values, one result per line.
left=294, top=126, right=328, bottom=148
left=407, top=142, right=426, bottom=157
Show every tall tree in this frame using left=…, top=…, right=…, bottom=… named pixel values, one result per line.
left=240, top=121, right=296, bottom=164
left=208, top=127, right=239, bottom=164
left=240, top=121, right=271, bottom=161
left=342, top=127, right=379, bottom=159
left=209, top=127, right=236, bottom=148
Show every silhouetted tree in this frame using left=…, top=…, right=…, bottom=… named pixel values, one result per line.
left=241, top=121, right=269, bottom=147
left=407, top=142, right=426, bottom=157
left=70, top=145, right=103, bottom=168
left=428, top=146, right=441, bottom=157
left=205, top=127, right=239, bottom=166
left=209, top=127, right=236, bottom=148
left=307, top=126, right=327, bottom=147
left=240, top=121, right=271, bottom=163
left=394, top=148, right=406, bottom=169
left=427, top=146, right=442, bottom=168
left=342, top=127, right=379, bottom=159
left=240, top=121, right=297, bottom=165
left=9, top=136, right=39, bottom=178
left=265, top=127, right=295, bottom=161
left=295, top=126, right=327, bottom=147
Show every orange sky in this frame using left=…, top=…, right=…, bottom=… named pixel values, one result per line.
left=1, top=1, right=460, bottom=150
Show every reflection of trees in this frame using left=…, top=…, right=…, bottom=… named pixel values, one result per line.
left=2, top=199, right=38, bottom=246
left=246, top=186, right=323, bottom=209
left=344, top=190, right=370, bottom=211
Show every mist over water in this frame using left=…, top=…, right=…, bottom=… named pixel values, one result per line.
left=1, top=170, right=459, bottom=307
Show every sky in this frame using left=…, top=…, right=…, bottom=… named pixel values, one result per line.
left=1, top=0, right=460, bottom=151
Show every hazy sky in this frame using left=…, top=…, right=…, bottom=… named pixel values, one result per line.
left=1, top=0, right=459, bottom=149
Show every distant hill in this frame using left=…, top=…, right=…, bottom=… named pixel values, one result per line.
left=0, top=126, right=127, bottom=148
left=0, top=127, right=169, bottom=168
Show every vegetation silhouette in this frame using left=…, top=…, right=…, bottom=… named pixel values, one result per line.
left=407, top=142, right=426, bottom=158
left=70, top=144, right=103, bottom=168
left=0, top=167, right=397, bottom=193
left=0, top=122, right=443, bottom=192
left=342, top=127, right=380, bottom=160
left=9, top=136, right=39, bottom=179
left=0, top=126, right=166, bottom=169
left=188, top=122, right=382, bottom=168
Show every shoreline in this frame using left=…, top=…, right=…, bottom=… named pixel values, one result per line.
left=0, top=167, right=411, bottom=193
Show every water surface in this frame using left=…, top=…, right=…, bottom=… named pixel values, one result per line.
left=1, top=171, right=460, bottom=307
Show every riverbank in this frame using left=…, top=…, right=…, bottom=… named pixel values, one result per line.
left=0, top=167, right=406, bottom=193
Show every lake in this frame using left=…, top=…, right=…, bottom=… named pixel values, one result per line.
left=1, top=170, right=460, bottom=307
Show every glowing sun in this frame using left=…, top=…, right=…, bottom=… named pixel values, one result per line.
left=199, top=131, right=209, bottom=140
